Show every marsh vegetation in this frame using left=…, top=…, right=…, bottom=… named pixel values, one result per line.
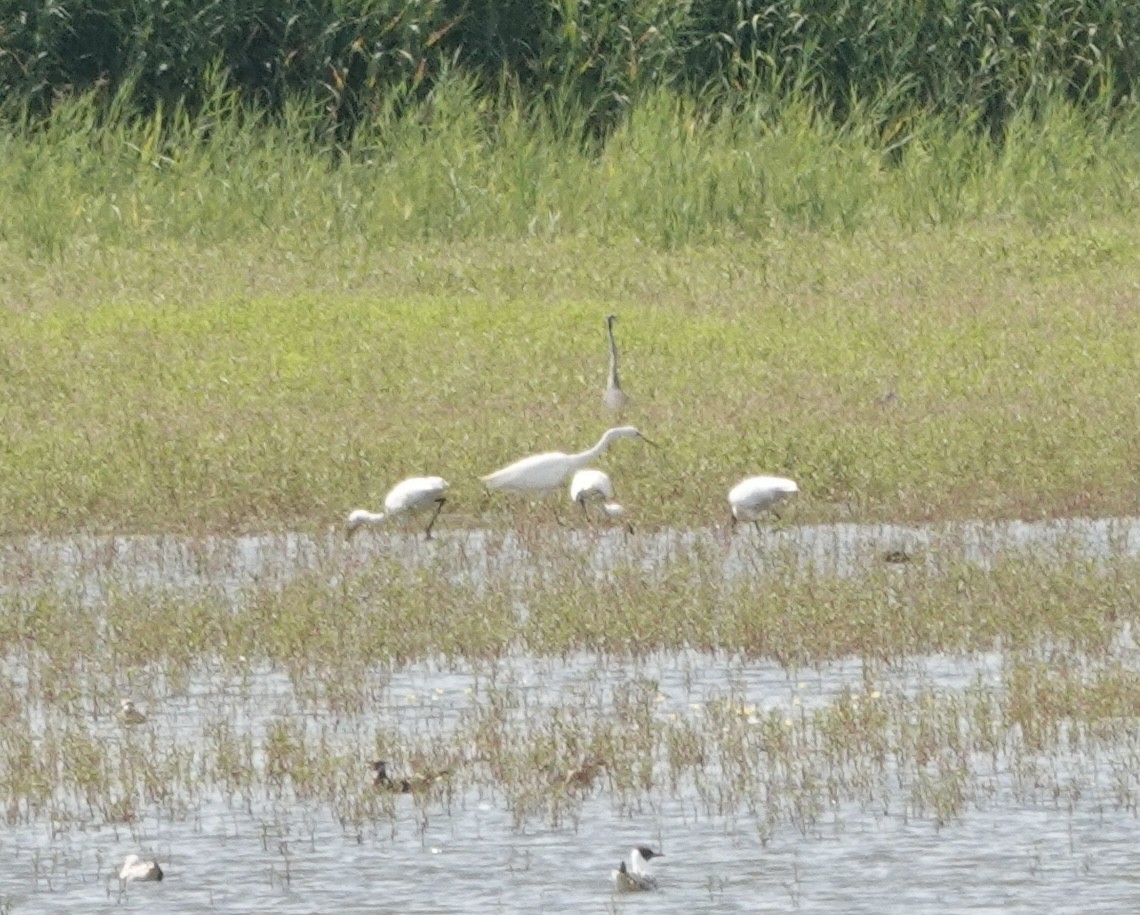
left=4, top=2, right=1140, bottom=908
left=1, top=524, right=1139, bottom=909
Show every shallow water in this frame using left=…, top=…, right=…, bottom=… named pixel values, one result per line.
left=3, top=649, right=1139, bottom=914
left=5, top=515, right=1140, bottom=601
left=3, top=518, right=1140, bottom=912
left=11, top=799, right=1140, bottom=913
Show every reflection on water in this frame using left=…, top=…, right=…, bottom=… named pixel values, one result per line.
left=3, top=518, right=1140, bottom=911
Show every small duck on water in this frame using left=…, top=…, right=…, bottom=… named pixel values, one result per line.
left=117, top=699, right=147, bottom=726
left=371, top=759, right=450, bottom=794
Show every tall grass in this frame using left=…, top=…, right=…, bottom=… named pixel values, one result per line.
left=3, top=0, right=1137, bottom=134
left=2, top=82, right=1139, bottom=259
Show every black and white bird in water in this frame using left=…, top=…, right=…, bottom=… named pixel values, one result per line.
left=117, top=698, right=147, bottom=726
left=611, top=846, right=663, bottom=892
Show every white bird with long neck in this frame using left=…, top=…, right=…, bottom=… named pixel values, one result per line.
left=569, top=468, right=626, bottom=522
left=482, top=427, right=655, bottom=497
left=347, top=476, right=449, bottom=540
left=729, top=475, right=799, bottom=530
left=611, top=846, right=663, bottom=892
left=602, top=314, right=629, bottom=412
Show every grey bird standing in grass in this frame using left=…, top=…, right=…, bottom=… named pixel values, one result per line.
left=602, top=314, right=629, bottom=412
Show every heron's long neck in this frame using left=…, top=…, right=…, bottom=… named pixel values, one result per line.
left=607, top=324, right=620, bottom=386
left=571, top=430, right=616, bottom=468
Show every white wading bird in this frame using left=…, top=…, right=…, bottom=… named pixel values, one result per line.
left=119, top=854, right=163, bottom=882
left=602, top=314, right=629, bottom=412
left=729, top=475, right=799, bottom=530
left=611, top=846, right=663, bottom=892
left=569, top=468, right=626, bottom=522
left=346, top=476, right=449, bottom=540
left=482, top=427, right=655, bottom=501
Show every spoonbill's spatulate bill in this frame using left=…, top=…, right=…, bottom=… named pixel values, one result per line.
left=347, top=476, right=449, bottom=540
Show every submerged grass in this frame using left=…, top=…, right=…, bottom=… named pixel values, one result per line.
left=0, top=527, right=1137, bottom=847
left=0, top=536, right=1135, bottom=672
left=4, top=639, right=1140, bottom=838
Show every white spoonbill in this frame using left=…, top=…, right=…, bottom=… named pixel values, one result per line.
left=482, top=427, right=655, bottom=497
left=602, top=314, right=629, bottom=412
left=569, top=468, right=626, bottom=522
left=611, top=846, right=663, bottom=892
left=119, top=854, right=163, bottom=882
left=347, top=476, right=449, bottom=540
left=729, top=476, right=799, bottom=529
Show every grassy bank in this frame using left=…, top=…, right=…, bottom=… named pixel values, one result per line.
left=2, top=92, right=1140, bottom=534
left=2, top=227, right=1140, bottom=534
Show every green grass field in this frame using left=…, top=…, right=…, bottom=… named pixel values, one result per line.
left=2, top=90, right=1140, bottom=534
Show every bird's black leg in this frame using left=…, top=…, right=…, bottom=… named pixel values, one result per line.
left=423, top=498, right=446, bottom=539
left=579, top=499, right=593, bottom=525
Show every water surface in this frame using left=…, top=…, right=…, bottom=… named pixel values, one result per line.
left=2, top=517, right=1139, bottom=912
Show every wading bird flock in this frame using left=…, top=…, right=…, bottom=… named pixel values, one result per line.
left=347, top=315, right=798, bottom=538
